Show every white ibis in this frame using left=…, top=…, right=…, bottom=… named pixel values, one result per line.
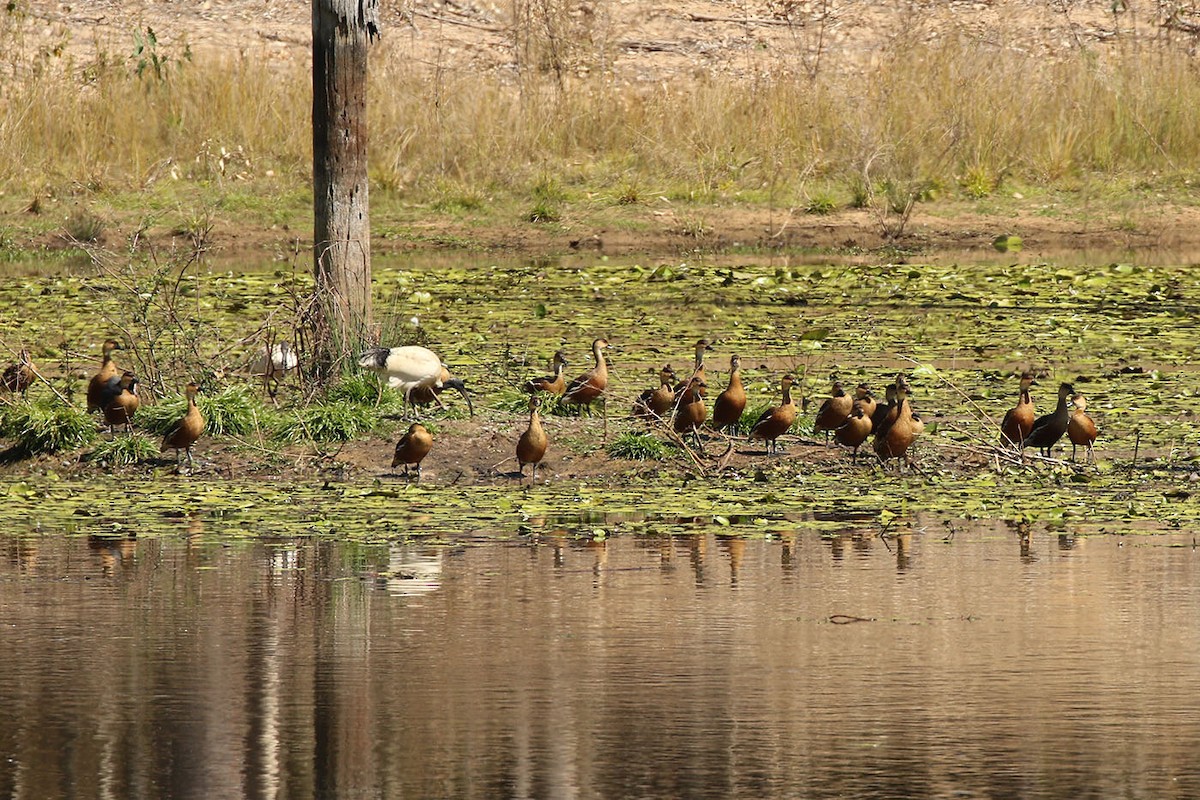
left=250, top=342, right=299, bottom=401
left=358, top=345, right=474, bottom=416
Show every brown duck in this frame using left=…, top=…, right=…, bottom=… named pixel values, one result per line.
left=1067, top=392, right=1098, bottom=463
left=161, top=382, right=205, bottom=471
left=873, top=376, right=918, bottom=467
left=748, top=375, right=798, bottom=455
left=392, top=422, right=434, bottom=481
left=711, top=355, right=746, bottom=433
left=1022, top=382, right=1074, bottom=458
left=2, top=349, right=35, bottom=397
left=524, top=350, right=568, bottom=396
left=103, top=371, right=140, bottom=433
left=516, top=395, right=549, bottom=482
left=1000, top=370, right=1036, bottom=448
left=672, top=376, right=708, bottom=443
left=87, top=339, right=123, bottom=413
left=633, top=365, right=676, bottom=420
left=871, top=383, right=898, bottom=434
left=814, top=380, right=853, bottom=446
left=835, top=400, right=873, bottom=462
left=563, top=338, right=610, bottom=412
left=853, top=382, right=876, bottom=422
left=675, top=339, right=713, bottom=397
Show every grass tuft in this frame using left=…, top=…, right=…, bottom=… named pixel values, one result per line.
left=607, top=431, right=668, bottom=461
left=139, top=385, right=262, bottom=437
left=87, top=433, right=159, bottom=466
left=0, top=399, right=97, bottom=454
left=271, top=402, right=378, bottom=443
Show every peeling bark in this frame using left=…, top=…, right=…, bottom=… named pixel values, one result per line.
left=312, top=0, right=380, bottom=378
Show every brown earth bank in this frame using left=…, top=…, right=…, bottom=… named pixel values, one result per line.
left=1, top=411, right=1120, bottom=488
left=29, top=201, right=1200, bottom=266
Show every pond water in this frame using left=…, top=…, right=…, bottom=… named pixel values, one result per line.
left=2, top=521, right=1197, bottom=799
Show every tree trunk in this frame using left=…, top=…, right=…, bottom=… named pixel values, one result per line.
left=312, top=0, right=380, bottom=379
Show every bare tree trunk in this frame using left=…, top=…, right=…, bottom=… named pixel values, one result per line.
left=312, top=0, right=380, bottom=380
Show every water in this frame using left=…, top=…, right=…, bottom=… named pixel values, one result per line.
left=2, top=524, right=1197, bottom=799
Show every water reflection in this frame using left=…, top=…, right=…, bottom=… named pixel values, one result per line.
left=1, top=523, right=1198, bottom=799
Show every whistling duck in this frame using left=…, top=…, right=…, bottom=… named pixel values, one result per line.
left=524, top=350, right=568, bottom=395
left=711, top=355, right=747, bottom=433
left=1022, top=382, right=1074, bottom=458
left=1000, top=370, right=1036, bottom=448
left=87, top=339, right=123, bottom=412
left=633, top=365, right=676, bottom=420
left=673, top=376, right=708, bottom=443
left=1067, top=392, right=1098, bottom=463
left=406, top=365, right=475, bottom=415
left=103, top=371, right=140, bottom=433
left=834, top=400, right=873, bottom=462
left=161, top=383, right=205, bottom=471
left=853, top=383, right=876, bottom=421
left=871, top=383, right=898, bottom=435
left=1, top=349, right=35, bottom=397
left=675, top=339, right=713, bottom=396
left=392, top=422, right=433, bottom=481
left=251, top=341, right=298, bottom=401
left=814, top=380, right=853, bottom=446
left=873, top=376, right=918, bottom=467
left=516, top=395, right=549, bottom=482
left=748, top=375, right=798, bottom=455
left=358, top=345, right=473, bottom=416
left=563, top=338, right=610, bottom=413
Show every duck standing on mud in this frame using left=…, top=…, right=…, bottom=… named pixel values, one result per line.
left=392, top=422, right=434, bottom=481
left=162, top=382, right=205, bottom=473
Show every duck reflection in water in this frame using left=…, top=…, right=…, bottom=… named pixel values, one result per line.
left=717, top=536, right=744, bottom=586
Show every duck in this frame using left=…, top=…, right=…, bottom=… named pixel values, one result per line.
left=873, top=375, right=918, bottom=467
left=87, top=339, right=124, bottom=413
left=524, top=350, right=568, bottom=395
left=748, top=375, right=798, bottom=455
left=161, top=382, right=205, bottom=472
left=675, top=339, right=713, bottom=397
left=672, top=376, right=708, bottom=444
left=633, top=365, right=676, bottom=420
left=1021, top=382, right=1074, bottom=458
left=405, top=366, right=475, bottom=416
left=563, top=338, right=610, bottom=413
left=814, top=380, right=853, bottom=446
left=251, top=341, right=299, bottom=401
left=1067, top=392, right=1098, bottom=463
left=834, top=400, right=873, bottom=462
left=871, top=383, right=898, bottom=435
left=103, top=371, right=140, bottom=433
left=516, top=395, right=549, bottom=482
left=1000, top=370, right=1036, bottom=448
left=358, top=345, right=473, bottom=416
left=711, top=355, right=746, bottom=433
left=853, top=382, right=876, bottom=421
left=392, top=422, right=434, bottom=481
left=1, top=349, right=35, bottom=397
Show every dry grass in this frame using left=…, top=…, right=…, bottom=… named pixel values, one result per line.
left=3, top=6, right=1200, bottom=216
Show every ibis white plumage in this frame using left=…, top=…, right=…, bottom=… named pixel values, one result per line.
left=251, top=342, right=299, bottom=400
left=358, top=345, right=473, bottom=416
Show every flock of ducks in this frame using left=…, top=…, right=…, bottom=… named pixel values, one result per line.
left=0, top=336, right=1099, bottom=481
left=2, top=340, right=205, bottom=470
left=360, top=337, right=1099, bottom=483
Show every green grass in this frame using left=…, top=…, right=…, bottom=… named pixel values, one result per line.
left=607, top=431, right=668, bottom=461
left=139, top=385, right=262, bottom=438
left=0, top=399, right=97, bottom=454
left=271, top=402, right=379, bottom=444
left=87, top=433, right=159, bottom=466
